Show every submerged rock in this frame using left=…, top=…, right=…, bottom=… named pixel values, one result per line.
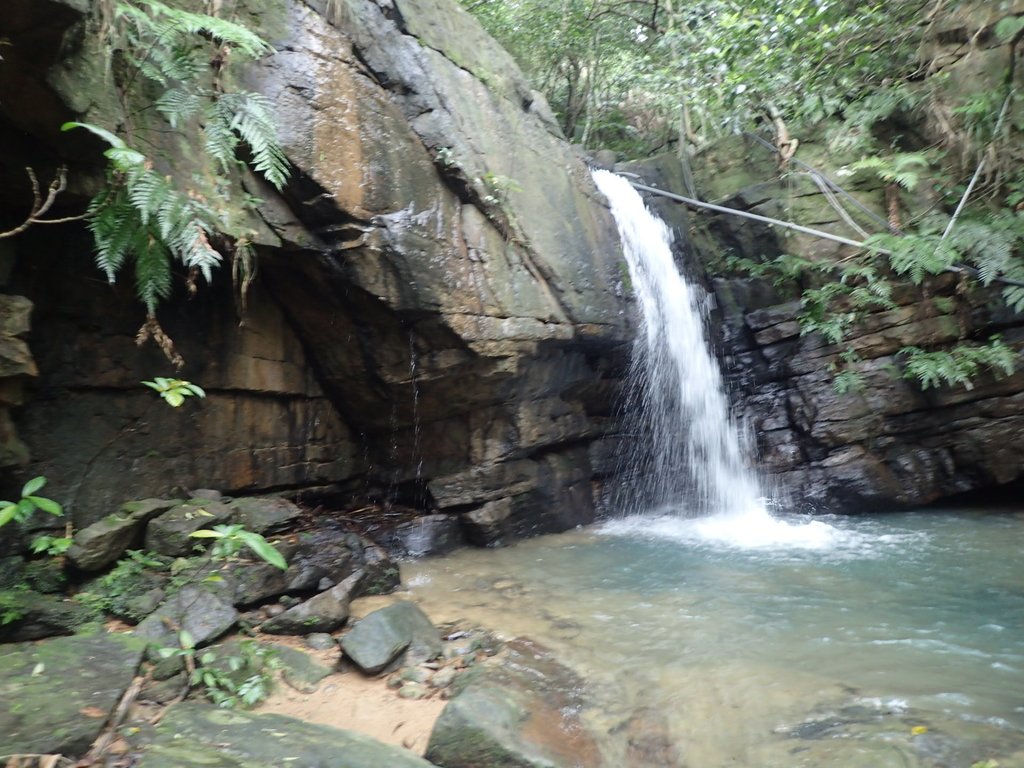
left=341, top=601, right=442, bottom=674
left=0, top=630, right=145, bottom=757
left=135, top=702, right=436, bottom=767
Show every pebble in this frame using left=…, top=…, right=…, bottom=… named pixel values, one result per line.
left=397, top=682, right=429, bottom=700
left=304, top=633, right=337, bottom=650
left=263, top=604, right=286, bottom=618
left=430, top=666, right=457, bottom=689
left=400, top=666, right=431, bottom=684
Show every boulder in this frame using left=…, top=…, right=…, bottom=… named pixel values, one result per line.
left=67, top=498, right=179, bottom=571
left=260, top=570, right=363, bottom=635
left=425, top=639, right=601, bottom=768
left=228, top=496, right=303, bottom=535
left=380, top=513, right=465, bottom=558
left=144, top=499, right=237, bottom=557
left=0, top=589, right=91, bottom=643
left=340, top=601, right=442, bottom=674
left=461, top=497, right=514, bottom=547
left=0, top=630, right=145, bottom=758
left=135, top=703, right=436, bottom=767
left=133, top=585, right=238, bottom=657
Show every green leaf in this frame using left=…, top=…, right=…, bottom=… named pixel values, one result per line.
left=28, top=497, right=64, bottom=517
left=163, top=391, right=185, bottom=407
left=62, top=121, right=126, bottom=149
left=21, top=476, right=46, bottom=497
left=0, top=505, right=17, bottom=528
left=178, top=629, right=196, bottom=650
left=239, top=531, right=287, bottom=570
left=995, top=16, right=1024, bottom=43
left=189, top=529, right=225, bottom=539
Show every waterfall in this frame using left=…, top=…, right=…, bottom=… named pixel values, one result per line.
left=593, top=169, right=765, bottom=518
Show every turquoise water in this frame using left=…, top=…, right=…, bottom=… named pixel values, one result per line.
left=405, top=510, right=1024, bottom=766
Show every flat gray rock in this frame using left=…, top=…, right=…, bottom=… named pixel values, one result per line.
left=340, top=601, right=441, bottom=674
left=228, top=497, right=303, bottom=535
left=135, top=702, right=436, bottom=767
left=0, top=630, right=145, bottom=758
left=133, top=585, right=238, bottom=656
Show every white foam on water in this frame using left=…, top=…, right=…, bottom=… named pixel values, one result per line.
left=600, top=508, right=846, bottom=551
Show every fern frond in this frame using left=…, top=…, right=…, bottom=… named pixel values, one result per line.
left=133, top=234, right=173, bottom=315
left=89, top=191, right=139, bottom=281
left=203, top=98, right=241, bottom=171
left=156, top=86, right=203, bottom=128
left=127, top=168, right=171, bottom=226
left=228, top=93, right=290, bottom=189
left=129, top=0, right=274, bottom=59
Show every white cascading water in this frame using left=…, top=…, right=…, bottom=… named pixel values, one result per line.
left=593, top=169, right=838, bottom=547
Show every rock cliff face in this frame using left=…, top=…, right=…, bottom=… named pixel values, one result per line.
left=0, top=0, right=631, bottom=536
left=631, top=145, right=1024, bottom=510
left=646, top=0, right=1024, bottom=511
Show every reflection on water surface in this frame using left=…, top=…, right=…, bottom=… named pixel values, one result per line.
left=405, top=510, right=1024, bottom=767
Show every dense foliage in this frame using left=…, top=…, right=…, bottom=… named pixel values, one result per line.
left=69, top=0, right=288, bottom=361
left=463, top=0, right=1024, bottom=391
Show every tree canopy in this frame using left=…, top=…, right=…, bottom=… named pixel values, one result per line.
left=461, top=0, right=1024, bottom=391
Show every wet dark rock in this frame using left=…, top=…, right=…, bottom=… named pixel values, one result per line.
left=381, top=513, right=465, bottom=558
left=260, top=570, right=363, bottom=635
left=360, top=543, right=402, bottom=596
left=224, top=558, right=294, bottom=606
left=135, top=702, right=437, bottom=767
left=284, top=528, right=358, bottom=592
left=0, top=555, right=25, bottom=589
left=461, top=497, right=514, bottom=547
left=0, top=589, right=92, bottom=643
left=144, top=499, right=237, bottom=557
left=341, top=601, right=442, bottom=674
left=23, top=558, right=65, bottom=594
left=133, top=585, right=238, bottom=658
left=0, top=629, right=145, bottom=758
left=425, top=639, right=601, bottom=768
left=67, top=498, right=179, bottom=571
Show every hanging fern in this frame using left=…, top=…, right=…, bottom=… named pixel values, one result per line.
left=69, top=0, right=289, bottom=331
left=897, top=336, right=1017, bottom=391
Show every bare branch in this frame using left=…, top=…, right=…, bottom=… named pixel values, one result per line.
left=0, top=167, right=71, bottom=240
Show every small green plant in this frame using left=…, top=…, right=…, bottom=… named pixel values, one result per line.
left=189, top=524, right=287, bottom=570
left=0, top=586, right=30, bottom=625
left=74, top=549, right=171, bottom=620
left=848, top=152, right=933, bottom=192
left=142, top=377, right=206, bottom=407
left=480, top=172, right=522, bottom=205
left=0, top=476, right=63, bottom=528
left=159, top=630, right=279, bottom=708
left=29, top=534, right=73, bottom=557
